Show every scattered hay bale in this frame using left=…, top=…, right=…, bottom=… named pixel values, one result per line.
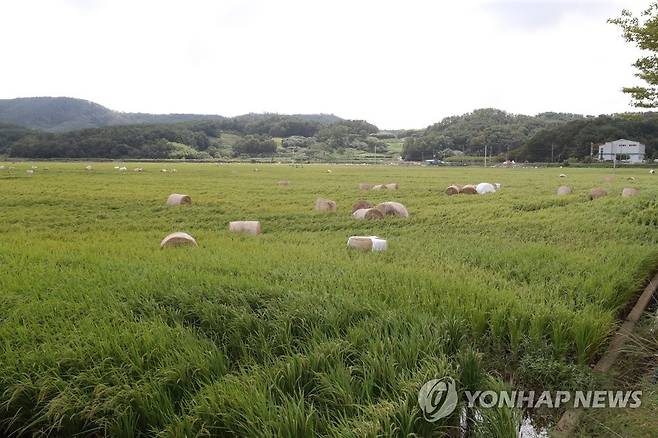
left=315, top=198, right=337, bottom=212
left=327, top=169, right=332, bottom=173
left=119, top=167, right=127, bottom=171
left=371, top=184, right=384, bottom=190
left=26, top=169, right=34, bottom=175
left=622, top=187, right=639, bottom=197
left=352, top=208, right=385, bottom=220
left=229, top=221, right=262, bottom=235
left=559, top=174, right=567, bottom=178
left=590, top=188, right=608, bottom=199
left=476, top=182, right=496, bottom=194
left=160, top=232, right=197, bottom=248
left=461, top=184, right=477, bottom=194
left=352, top=200, right=373, bottom=213
left=85, top=165, right=92, bottom=171
left=277, top=180, right=289, bottom=186
left=384, top=183, right=399, bottom=190
left=134, top=167, right=144, bottom=172
left=347, top=235, right=388, bottom=251
left=627, top=176, right=636, bottom=182
left=445, top=185, right=462, bottom=195
left=358, top=183, right=372, bottom=190
left=557, top=186, right=572, bottom=196
left=650, top=169, right=655, bottom=174
left=375, top=201, right=409, bottom=218
left=166, top=194, right=191, bottom=206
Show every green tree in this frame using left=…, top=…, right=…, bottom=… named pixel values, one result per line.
left=610, top=3, right=658, bottom=107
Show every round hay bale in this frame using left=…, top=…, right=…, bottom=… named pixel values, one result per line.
left=352, top=208, right=385, bottom=220
left=166, top=194, right=192, bottom=206
left=650, top=169, right=655, bottom=174
left=622, top=187, right=639, bottom=198
left=557, top=186, right=572, bottom=196
left=445, top=185, right=461, bottom=196
left=364, top=208, right=384, bottom=219
left=277, top=180, right=289, bottom=186
left=371, top=184, right=384, bottom=190
left=476, top=182, right=496, bottom=194
left=627, top=176, right=636, bottom=182
left=384, top=183, right=399, bottom=190
left=461, top=184, right=477, bottom=195
left=358, top=183, right=372, bottom=190
left=160, top=232, right=197, bottom=248
left=352, top=200, right=373, bottom=213
left=315, top=198, right=337, bottom=212
left=559, top=174, right=567, bottom=178
left=375, top=201, right=409, bottom=218
left=347, top=236, right=388, bottom=251
left=229, top=221, right=262, bottom=235
left=590, top=188, right=608, bottom=200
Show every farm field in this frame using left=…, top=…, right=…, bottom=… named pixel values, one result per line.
left=1, top=162, right=657, bottom=436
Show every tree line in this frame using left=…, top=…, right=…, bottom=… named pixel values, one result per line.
left=0, top=115, right=385, bottom=159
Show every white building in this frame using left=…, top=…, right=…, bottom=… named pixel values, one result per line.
left=598, top=139, right=645, bottom=164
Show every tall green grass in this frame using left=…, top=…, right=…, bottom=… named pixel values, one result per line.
left=0, top=162, right=656, bottom=436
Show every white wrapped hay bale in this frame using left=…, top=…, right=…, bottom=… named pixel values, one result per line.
left=315, top=198, right=337, bottom=212
left=229, top=221, right=262, bottom=235
left=160, top=232, right=198, bottom=248
left=166, top=194, right=191, bottom=206
left=476, top=183, right=496, bottom=195
left=622, top=187, right=639, bottom=198
left=347, top=236, right=388, bottom=252
left=557, top=186, right=572, bottom=196
left=375, top=201, right=409, bottom=218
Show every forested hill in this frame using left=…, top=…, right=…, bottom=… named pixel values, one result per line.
left=402, top=108, right=583, bottom=160
left=0, top=97, right=342, bottom=132
left=519, top=112, right=658, bottom=162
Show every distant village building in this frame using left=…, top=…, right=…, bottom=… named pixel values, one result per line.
left=598, top=139, right=645, bottom=164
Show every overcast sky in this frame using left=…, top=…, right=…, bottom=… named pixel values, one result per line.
left=0, top=0, right=650, bottom=129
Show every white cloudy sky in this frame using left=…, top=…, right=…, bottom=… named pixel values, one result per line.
left=0, top=0, right=650, bottom=128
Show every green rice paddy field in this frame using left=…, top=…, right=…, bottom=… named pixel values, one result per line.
left=1, top=162, right=657, bottom=436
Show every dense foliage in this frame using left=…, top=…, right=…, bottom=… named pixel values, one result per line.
left=610, top=3, right=658, bottom=107
left=0, top=113, right=383, bottom=159
left=402, top=109, right=581, bottom=161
